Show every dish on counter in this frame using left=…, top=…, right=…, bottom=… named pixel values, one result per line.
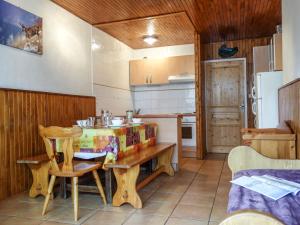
left=132, top=118, right=142, bottom=123
left=109, top=124, right=127, bottom=127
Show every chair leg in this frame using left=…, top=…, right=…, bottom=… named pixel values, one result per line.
left=92, top=170, right=107, bottom=205
left=42, top=175, right=56, bottom=216
left=73, top=177, right=79, bottom=221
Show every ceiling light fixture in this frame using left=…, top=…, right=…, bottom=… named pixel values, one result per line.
left=143, top=36, right=158, bottom=45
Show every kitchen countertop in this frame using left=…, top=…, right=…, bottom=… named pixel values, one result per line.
left=134, top=113, right=196, bottom=118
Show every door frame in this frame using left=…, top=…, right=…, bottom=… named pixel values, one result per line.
left=204, top=58, right=248, bottom=152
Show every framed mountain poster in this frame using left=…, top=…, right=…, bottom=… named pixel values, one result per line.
left=0, top=0, right=43, bottom=54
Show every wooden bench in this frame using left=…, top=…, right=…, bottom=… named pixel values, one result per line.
left=17, top=154, right=50, bottom=198
left=105, top=142, right=175, bottom=208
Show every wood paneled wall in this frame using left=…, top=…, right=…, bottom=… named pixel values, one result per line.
left=0, top=88, right=96, bottom=200
left=203, top=37, right=270, bottom=128
left=194, top=32, right=206, bottom=159
left=278, top=79, right=300, bottom=159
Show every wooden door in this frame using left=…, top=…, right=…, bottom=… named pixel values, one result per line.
left=205, top=60, right=246, bottom=153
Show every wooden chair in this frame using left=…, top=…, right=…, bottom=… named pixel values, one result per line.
left=39, top=125, right=107, bottom=221
left=218, top=210, right=285, bottom=225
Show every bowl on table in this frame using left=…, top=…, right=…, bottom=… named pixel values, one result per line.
left=76, top=120, right=88, bottom=127
left=111, top=119, right=124, bottom=126
left=132, top=118, right=142, bottom=124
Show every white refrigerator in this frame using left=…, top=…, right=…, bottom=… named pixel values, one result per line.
left=253, top=71, right=283, bottom=128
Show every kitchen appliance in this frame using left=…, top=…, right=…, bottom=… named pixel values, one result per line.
left=252, top=71, right=283, bottom=128
left=168, top=74, right=195, bottom=83
left=182, top=116, right=196, bottom=147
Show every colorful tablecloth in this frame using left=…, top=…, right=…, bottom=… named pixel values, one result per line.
left=56, top=123, right=157, bottom=164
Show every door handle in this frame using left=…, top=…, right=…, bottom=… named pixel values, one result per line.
left=146, top=75, right=149, bottom=84
left=150, top=75, right=152, bottom=84
left=239, top=104, right=245, bottom=112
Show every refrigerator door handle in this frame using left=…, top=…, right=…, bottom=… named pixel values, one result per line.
left=252, top=102, right=257, bottom=115
left=251, top=86, right=256, bottom=99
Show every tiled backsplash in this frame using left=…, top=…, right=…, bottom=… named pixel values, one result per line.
left=94, top=84, right=133, bottom=115
left=132, top=83, right=195, bottom=114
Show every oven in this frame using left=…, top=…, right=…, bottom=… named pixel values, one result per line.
left=182, top=116, right=196, bottom=146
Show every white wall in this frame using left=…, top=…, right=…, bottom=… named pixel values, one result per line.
left=131, top=44, right=194, bottom=60
left=0, top=0, right=93, bottom=96
left=132, top=44, right=195, bottom=114
left=92, top=27, right=134, bottom=115
left=282, top=0, right=300, bottom=84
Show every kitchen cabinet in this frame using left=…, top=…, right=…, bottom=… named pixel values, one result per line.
left=252, top=33, right=282, bottom=74
left=271, top=33, right=282, bottom=71
left=129, top=60, right=148, bottom=85
left=253, top=46, right=270, bottom=74
left=168, top=55, right=195, bottom=76
left=130, top=55, right=194, bottom=86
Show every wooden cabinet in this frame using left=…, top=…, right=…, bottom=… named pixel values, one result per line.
left=241, top=128, right=296, bottom=159
left=252, top=33, right=282, bottom=73
left=272, top=33, right=283, bottom=71
left=130, top=55, right=194, bottom=86
left=253, top=46, right=270, bottom=74
left=129, top=60, right=148, bottom=86
left=168, top=55, right=195, bottom=76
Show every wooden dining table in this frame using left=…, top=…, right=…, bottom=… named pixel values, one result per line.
left=56, top=122, right=158, bottom=203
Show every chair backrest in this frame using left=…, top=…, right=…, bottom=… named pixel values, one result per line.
left=39, top=125, right=82, bottom=172
left=219, top=211, right=285, bottom=225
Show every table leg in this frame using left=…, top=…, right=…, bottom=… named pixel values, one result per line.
left=105, top=169, right=113, bottom=204
left=28, top=162, right=49, bottom=198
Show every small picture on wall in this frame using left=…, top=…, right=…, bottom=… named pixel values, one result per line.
left=0, top=0, right=43, bottom=54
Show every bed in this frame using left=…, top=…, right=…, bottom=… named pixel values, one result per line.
left=221, top=146, right=300, bottom=225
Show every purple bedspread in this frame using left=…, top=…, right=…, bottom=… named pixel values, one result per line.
left=228, top=169, right=300, bottom=225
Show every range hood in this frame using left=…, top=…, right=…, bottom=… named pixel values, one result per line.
left=168, top=74, right=195, bottom=83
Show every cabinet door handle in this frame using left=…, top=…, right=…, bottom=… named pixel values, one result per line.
left=146, top=76, right=148, bottom=84
left=150, top=75, right=152, bottom=84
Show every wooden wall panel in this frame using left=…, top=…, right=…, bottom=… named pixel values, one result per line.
left=278, top=79, right=300, bottom=159
left=194, top=32, right=206, bottom=159
left=0, top=88, right=95, bottom=200
left=203, top=37, right=270, bottom=128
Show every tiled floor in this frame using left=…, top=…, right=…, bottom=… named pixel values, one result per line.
left=0, top=154, right=231, bottom=225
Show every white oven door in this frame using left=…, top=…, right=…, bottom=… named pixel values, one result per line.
left=182, top=123, right=196, bottom=146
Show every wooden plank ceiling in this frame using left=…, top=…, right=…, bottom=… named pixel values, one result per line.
left=52, top=0, right=281, bottom=48
left=96, top=13, right=194, bottom=49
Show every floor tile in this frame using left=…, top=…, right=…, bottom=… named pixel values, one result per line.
left=40, top=222, right=71, bottom=225
left=165, top=218, right=208, bottom=225
left=179, top=194, right=214, bottom=207
left=208, top=222, right=219, bottom=225
left=82, top=211, right=129, bottom=225
left=0, top=217, right=43, bottom=225
left=0, top=155, right=231, bottom=225
left=210, top=202, right=228, bottom=222
left=147, top=192, right=182, bottom=204
left=156, top=183, right=189, bottom=194
left=139, top=190, right=155, bottom=202
left=123, top=214, right=168, bottom=225
left=171, top=204, right=211, bottom=221
left=135, top=201, right=177, bottom=216
left=99, top=204, right=136, bottom=215
left=46, top=206, right=96, bottom=224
